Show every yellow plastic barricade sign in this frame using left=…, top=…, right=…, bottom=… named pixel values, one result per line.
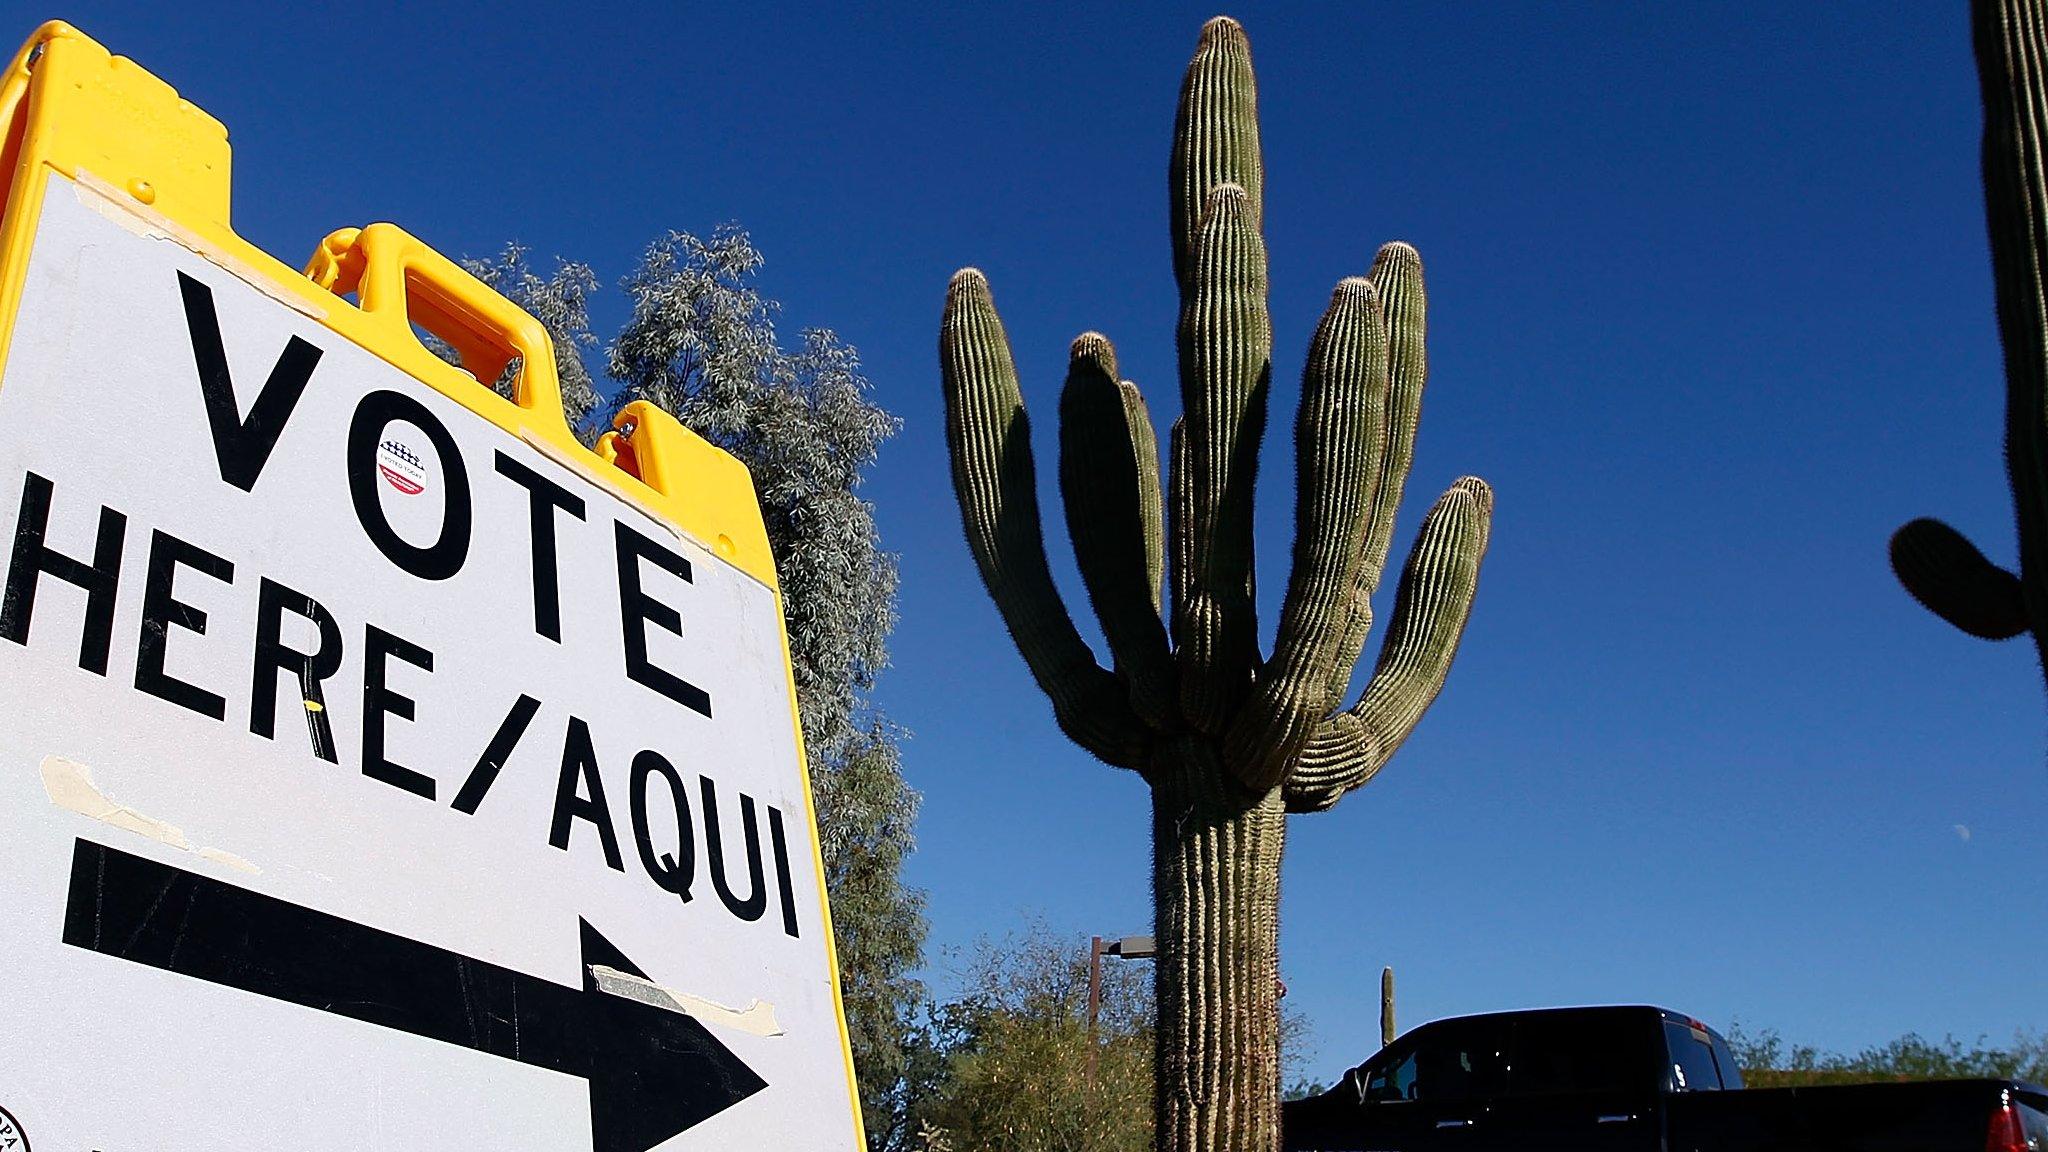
left=0, top=23, right=862, bottom=1152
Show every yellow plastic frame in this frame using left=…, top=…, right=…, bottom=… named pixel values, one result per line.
left=0, top=21, right=864, bottom=1143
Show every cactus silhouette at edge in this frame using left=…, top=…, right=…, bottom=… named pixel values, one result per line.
left=1893, top=0, right=2048, bottom=688
left=939, top=18, right=1493, bottom=1151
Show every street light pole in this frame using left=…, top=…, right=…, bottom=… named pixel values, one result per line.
left=1086, top=934, right=1156, bottom=1085
left=1087, top=936, right=1105, bottom=1081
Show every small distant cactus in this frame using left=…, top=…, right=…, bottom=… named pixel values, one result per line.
left=1892, top=0, right=2048, bottom=689
left=1381, top=966, right=1397, bottom=1048
left=940, top=16, right=1492, bottom=1152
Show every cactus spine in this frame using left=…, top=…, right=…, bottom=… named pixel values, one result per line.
left=940, top=17, right=1492, bottom=1152
left=1893, top=0, right=2048, bottom=689
left=1381, top=966, right=1396, bottom=1048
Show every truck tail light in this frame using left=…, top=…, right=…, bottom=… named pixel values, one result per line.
left=1988, top=1093, right=2029, bottom=1152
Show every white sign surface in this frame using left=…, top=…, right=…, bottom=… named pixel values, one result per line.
left=0, top=176, right=859, bottom=1151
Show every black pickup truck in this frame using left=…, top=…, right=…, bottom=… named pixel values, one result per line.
left=1283, top=1005, right=2048, bottom=1151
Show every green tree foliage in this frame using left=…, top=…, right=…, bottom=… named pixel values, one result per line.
left=822, top=722, right=928, bottom=1136
left=894, top=926, right=1156, bottom=1152
left=881, top=925, right=1319, bottom=1152
left=1282, top=1077, right=1329, bottom=1102
left=463, top=243, right=603, bottom=427
left=464, top=230, right=924, bottom=1143
left=1725, top=1022, right=2048, bottom=1088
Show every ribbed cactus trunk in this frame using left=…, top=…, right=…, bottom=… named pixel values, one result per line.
left=1152, top=746, right=1285, bottom=1152
left=939, top=17, right=1494, bottom=1152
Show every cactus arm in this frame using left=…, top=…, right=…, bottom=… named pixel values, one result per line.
left=1892, top=517, right=2029, bottom=639
left=1222, top=279, right=1389, bottom=791
left=1353, top=477, right=1492, bottom=748
left=1323, top=243, right=1430, bottom=705
left=1125, top=381, right=1168, bottom=613
left=1167, top=14, right=1269, bottom=738
left=1286, top=477, right=1492, bottom=812
left=1170, top=16, right=1262, bottom=290
left=1061, top=333, right=1178, bottom=728
left=1176, top=183, right=1274, bottom=735
left=1361, top=244, right=1429, bottom=582
left=941, top=269, right=1150, bottom=769
left=1284, top=710, right=1374, bottom=813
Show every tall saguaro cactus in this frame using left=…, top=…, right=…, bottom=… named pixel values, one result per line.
left=939, top=18, right=1493, bottom=1151
left=1893, top=0, right=2048, bottom=691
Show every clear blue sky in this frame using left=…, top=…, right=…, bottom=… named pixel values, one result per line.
left=39, top=1, right=2046, bottom=1081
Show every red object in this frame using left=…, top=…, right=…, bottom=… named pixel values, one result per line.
left=1986, top=1094, right=2028, bottom=1152
left=378, top=464, right=424, bottom=495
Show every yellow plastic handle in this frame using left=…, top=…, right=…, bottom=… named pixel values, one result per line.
left=304, top=224, right=565, bottom=425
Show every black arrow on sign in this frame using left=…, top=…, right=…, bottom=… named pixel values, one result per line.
left=61, top=839, right=766, bottom=1151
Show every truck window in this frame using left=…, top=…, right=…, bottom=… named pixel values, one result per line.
left=1708, top=1031, right=1745, bottom=1090
left=1663, top=1020, right=1724, bottom=1091
left=1361, top=1020, right=1510, bottom=1104
left=1362, top=1042, right=1418, bottom=1103
left=1507, top=1010, right=1656, bottom=1096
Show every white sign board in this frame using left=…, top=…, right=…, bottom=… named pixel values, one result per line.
left=0, top=175, right=860, bottom=1151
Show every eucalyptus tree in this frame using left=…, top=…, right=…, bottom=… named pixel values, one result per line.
left=470, top=230, right=923, bottom=1142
